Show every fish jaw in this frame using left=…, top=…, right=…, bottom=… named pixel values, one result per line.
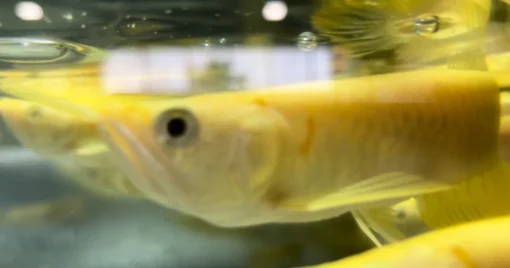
left=95, top=103, right=177, bottom=205
left=95, top=115, right=273, bottom=226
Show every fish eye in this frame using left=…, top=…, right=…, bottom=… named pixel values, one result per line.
left=155, top=108, right=199, bottom=147
left=25, top=105, right=42, bottom=120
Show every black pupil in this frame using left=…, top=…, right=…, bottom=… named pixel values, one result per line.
left=30, top=108, right=41, bottom=118
left=166, top=117, right=187, bottom=138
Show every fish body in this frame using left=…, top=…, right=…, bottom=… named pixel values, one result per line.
left=419, top=91, right=510, bottom=228
left=2, top=62, right=510, bottom=268
left=93, top=69, right=502, bottom=228
left=351, top=91, right=510, bottom=247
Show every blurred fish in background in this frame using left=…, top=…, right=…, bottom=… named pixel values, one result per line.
left=312, top=0, right=496, bottom=74
left=306, top=214, right=510, bottom=268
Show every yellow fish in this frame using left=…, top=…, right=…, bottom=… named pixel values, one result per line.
left=1, top=41, right=509, bottom=232
left=312, top=0, right=492, bottom=67
left=304, top=214, right=510, bottom=268
left=87, top=69, right=506, bottom=228
left=0, top=97, right=144, bottom=199
left=3, top=61, right=510, bottom=268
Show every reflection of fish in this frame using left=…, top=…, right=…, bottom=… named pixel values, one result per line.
left=312, top=0, right=491, bottom=67
left=306, top=215, right=510, bottom=268
left=0, top=63, right=104, bottom=99
left=89, top=68, right=508, bottom=230
left=0, top=98, right=144, bottom=199
left=0, top=196, right=87, bottom=226
left=0, top=62, right=182, bottom=104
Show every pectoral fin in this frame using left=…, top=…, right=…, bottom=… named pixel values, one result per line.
left=351, top=210, right=385, bottom=248
left=281, top=172, right=452, bottom=212
left=353, top=207, right=408, bottom=247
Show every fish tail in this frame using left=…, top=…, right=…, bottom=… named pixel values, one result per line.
left=311, top=1, right=408, bottom=58
left=417, top=160, right=510, bottom=229
left=404, top=0, right=491, bottom=69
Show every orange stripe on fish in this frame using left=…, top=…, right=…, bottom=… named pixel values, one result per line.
left=253, top=97, right=267, bottom=107
left=300, top=116, right=315, bottom=156
left=451, top=246, right=476, bottom=268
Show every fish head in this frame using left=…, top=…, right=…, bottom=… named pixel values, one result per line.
left=96, top=95, right=289, bottom=227
left=0, top=98, right=97, bottom=157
